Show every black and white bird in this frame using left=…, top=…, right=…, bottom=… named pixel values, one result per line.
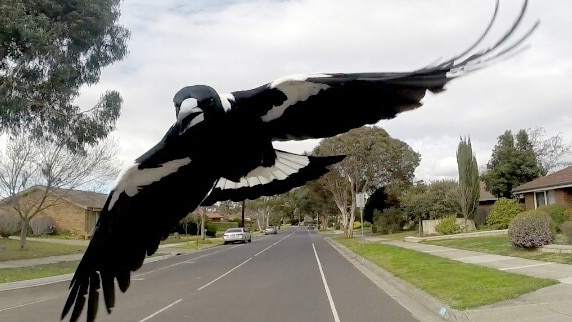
left=62, top=1, right=538, bottom=321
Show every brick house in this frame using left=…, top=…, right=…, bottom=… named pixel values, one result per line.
left=512, top=166, right=572, bottom=210
left=475, top=181, right=497, bottom=225
left=206, top=212, right=225, bottom=222
left=1, top=186, right=107, bottom=238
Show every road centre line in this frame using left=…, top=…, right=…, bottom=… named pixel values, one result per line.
left=255, top=231, right=293, bottom=256
left=135, top=249, right=225, bottom=277
left=197, top=258, right=252, bottom=291
left=0, top=298, right=52, bottom=312
left=138, top=299, right=182, bottom=322
left=255, top=245, right=273, bottom=257
left=312, top=243, right=341, bottom=322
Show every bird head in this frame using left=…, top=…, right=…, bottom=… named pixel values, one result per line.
left=172, top=85, right=225, bottom=134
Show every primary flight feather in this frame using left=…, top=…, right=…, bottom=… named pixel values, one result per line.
left=62, top=1, right=538, bottom=321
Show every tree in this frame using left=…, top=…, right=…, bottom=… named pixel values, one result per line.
left=0, top=0, right=130, bottom=151
left=482, top=130, right=542, bottom=198
left=314, top=126, right=420, bottom=237
left=0, top=133, right=120, bottom=249
left=457, top=136, right=479, bottom=231
left=245, top=197, right=274, bottom=232
left=400, top=180, right=460, bottom=235
left=527, top=127, right=572, bottom=175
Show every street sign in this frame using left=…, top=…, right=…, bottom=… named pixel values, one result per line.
left=356, top=193, right=365, bottom=208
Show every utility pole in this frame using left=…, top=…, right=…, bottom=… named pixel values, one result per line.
left=356, top=193, right=366, bottom=240
left=241, top=200, right=245, bottom=228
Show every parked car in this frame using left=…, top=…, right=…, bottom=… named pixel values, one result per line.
left=223, top=227, right=252, bottom=244
left=264, top=226, right=278, bottom=235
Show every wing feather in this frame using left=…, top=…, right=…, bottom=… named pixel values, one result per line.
left=202, top=150, right=344, bottom=205
left=222, top=0, right=537, bottom=141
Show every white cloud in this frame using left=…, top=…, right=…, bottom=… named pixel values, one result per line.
left=76, top=0, right=572, bottom=182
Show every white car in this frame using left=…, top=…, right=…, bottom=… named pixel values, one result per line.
left=223, top=227, right=252, bottom=244
left=264, top=226, right=278, bottom=235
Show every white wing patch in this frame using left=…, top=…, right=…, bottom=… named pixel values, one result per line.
left=262, top=74, right=330, bottom=122
left=109, top=157, right=192, bottom=210
left=220, top=93, right=234, bottom=112
left=215, top=152, right=310, bottom=190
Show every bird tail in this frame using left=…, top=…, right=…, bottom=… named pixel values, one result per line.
left=202, top=150, right=344, bottom=205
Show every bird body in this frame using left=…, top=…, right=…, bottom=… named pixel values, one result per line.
left=62, top=1, right=539, bottom=321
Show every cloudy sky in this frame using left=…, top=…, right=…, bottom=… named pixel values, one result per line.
left=76, top=0, right=571, bottom=182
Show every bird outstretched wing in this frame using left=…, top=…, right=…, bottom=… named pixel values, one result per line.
left=202, top=150, right=344, bottom=206
left=221, top=0, right=538, bottom=141
left=61, top=143, right=219, bottom=322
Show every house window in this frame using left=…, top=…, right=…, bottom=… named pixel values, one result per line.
left=534, top=190, right=556, bottom=208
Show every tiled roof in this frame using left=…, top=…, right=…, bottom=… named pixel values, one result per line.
left=512, top=166, right=572, bottom=193
left=206, top=212, right=224, bottom=219
left=1, top=186, right=108, bottom=209
left=479, top=181, right=497, bottom=201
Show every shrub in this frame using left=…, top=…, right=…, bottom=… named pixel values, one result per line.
left=353, top=221, right=361, bottom=229
left=560, top=221, right=572, bottom=244
left=212, top=221, right=239, bottom=232
left=204, top=221, right=217, bottom=237
left=30, top=216, right=56, bottom=235
left=537, top=204, right=569, bottom=232
left=0, top=211, right=20, bottom=238
left=508, top=210, right=554, bottom=248
left=486, top=198, right=523, bottom=229
left=565, top=208, right=572, bottom=221
left=373, top=207, right=404, bottom=234
left=435, top=216, right=462, bottom=235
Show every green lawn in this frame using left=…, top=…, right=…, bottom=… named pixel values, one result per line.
left=0, top=239, right=86, bottom=262
left=335, top=237, right=556, bottom=310
left=425, top=235, right=572, bottom=265
left=0, top=261, right=80, bottom=284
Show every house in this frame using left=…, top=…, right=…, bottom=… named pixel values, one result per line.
left=512, top=166, right=572, bottom=210
left=475, top=181, right=497, bottom=226
left=206, top=212, right=225, bottom=222
left=1, top=186, right=107, bottom=238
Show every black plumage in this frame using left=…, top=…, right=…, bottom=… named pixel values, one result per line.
left=62, top=1, right=538, bottom=321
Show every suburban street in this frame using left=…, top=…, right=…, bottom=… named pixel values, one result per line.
left=0, top=227, right=418, bottom=322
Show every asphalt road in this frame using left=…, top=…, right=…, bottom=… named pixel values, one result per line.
left=0, top=227, right=418, bottom=322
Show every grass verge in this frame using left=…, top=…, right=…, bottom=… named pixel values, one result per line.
left=0, top=261, right=80, bottom=284
left=164, top=238, right=223, bottom=249
left=425, top=235, right=572, bottom=265
left=335, top=237, right=556, bottom=310
left=0, top=239, right=86, bottom=262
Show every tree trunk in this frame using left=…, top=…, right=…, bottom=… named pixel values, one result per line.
left=19, top=218, right=28, bottom=250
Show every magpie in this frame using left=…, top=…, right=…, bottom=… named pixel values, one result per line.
left=62, top=1, right=538, bottom=321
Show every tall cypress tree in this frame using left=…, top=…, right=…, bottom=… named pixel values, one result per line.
left=457, top=136, right=479, bottom=230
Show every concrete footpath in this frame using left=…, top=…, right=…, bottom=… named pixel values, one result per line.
left=3, top=236, right=572, bottom=321
left=360, top=236, right=572, bottom=322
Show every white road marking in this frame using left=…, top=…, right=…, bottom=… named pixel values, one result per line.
left=499, top=263, right=554, bottom=271
left=255, top=245, right=273, bottom=257
left=138, top=299, right=182, bottom=322
left=312, top=243, right=341, bottom=322
left=197, top=258, right=252, bottom=291
left=0, top=298, right=52, bottom=312
left=135, top=249, right=226, bottom=277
